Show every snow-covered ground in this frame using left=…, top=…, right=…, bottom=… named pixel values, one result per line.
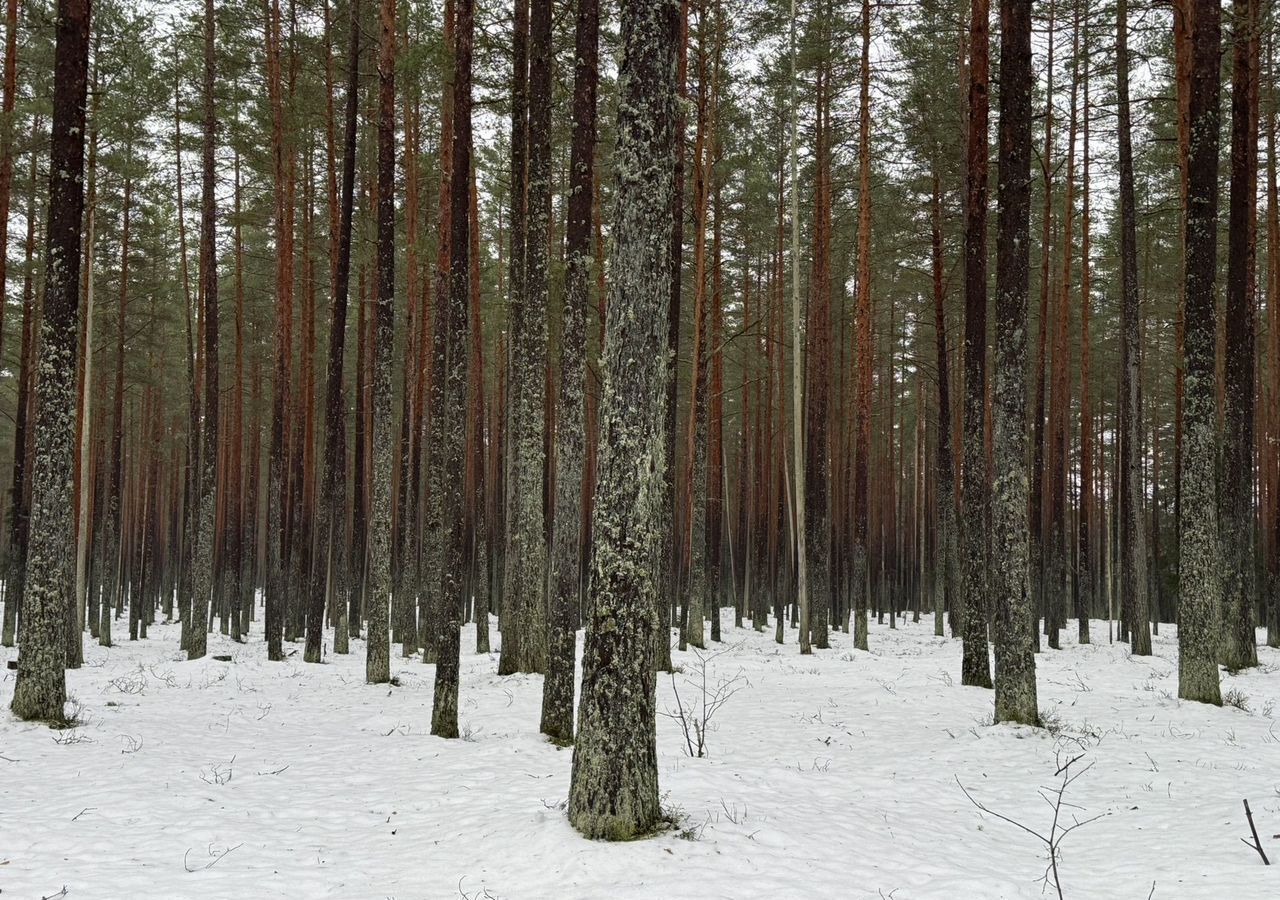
left=2, top=612, right=1277, bottom=899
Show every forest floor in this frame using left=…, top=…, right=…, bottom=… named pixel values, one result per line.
left=2, top=611, right=1278, bottom=899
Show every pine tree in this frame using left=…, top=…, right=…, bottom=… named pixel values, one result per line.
left=567, top=0, right=675, bottom=838
left=315, top=0, right=361, bottom=660
left=850, top=0, right=873, bottom=652
left=1220, top=0, right=1259, bottom=671
left=1117, top=0, right=1150, bottom=657
left=960, top=0, right=993, bottom=688
left=265, top=0, right=290, bottom=663
left=366, top=0, right=396, bottom=684
left=1177, top=0, right=1223, bottom=705
left=501, top=0, right=551, bottom=676
left=1076, top=7, right=1093, bottom=647
left=542, top=0, right=599, bottom=744
left=10, top=0, right=91, bottom=723
left=432, top=0, right=472, bottom=738
left=990, top=0, right=1038, bottom=727
left=189, top=0, right=219, bottom=662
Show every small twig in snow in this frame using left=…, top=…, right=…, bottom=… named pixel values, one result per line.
left=957, top=754, right=1107, bottom=900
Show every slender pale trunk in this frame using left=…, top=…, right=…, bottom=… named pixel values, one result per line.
left=1117, top=0, right=1150, bottom=656
left=851, top=0, right=873, bottom=652
left=788, top=0, right=808, bottom=655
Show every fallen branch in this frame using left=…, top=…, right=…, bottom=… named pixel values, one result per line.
left=184, top=842, right=244, bottom=873
left=1241, top=799, right=1270, bottom=865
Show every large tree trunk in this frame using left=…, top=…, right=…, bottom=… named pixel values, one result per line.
left=989, top=0, right=1038, bottom=726
left=431, top=0, right=472, bottom=738
left=366, top=0, right=396, bottom=684
left=542, top=0, right=598, bottom=744
left=501, top=0, right=552, bottom=676
left=1220, top=0, right=1259, bottom=671
left=567, top=0, right=675, bottom=837
left=1178, top=0, right=1223, bottom=705
left=10, top=0, right=90, bottom=723
left=959, top=0, right=992, bottom=688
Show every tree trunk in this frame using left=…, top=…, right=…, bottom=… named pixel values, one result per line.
left=1266, top=38, right=1280, bottom=650
left=498, top=0, right=528, bottom=672
left=1220, top=0, right=1259, bottom=671
left=73, top=96, right=98, bottom=665
left=567, top=0, right=674, bottom=837
left=990, top=0, right=1038, bottom=726
left=432, top=0, right=472, bottom=738
left=265, top=0, right=291, bottom=662
left=1116, top=0, right=1151, bottom=657
left=423, top=0, right=455, bottom=665
left=851, top=0, right=873, bottom=652
left=1029, top=0, right=1055, bottom=643
left=657, top=0, right=689, bottom=673
left=366, top=0, right=396, bottom=684
left=315, top=0, right=360, bottom=659
left=960, top=0, right=992, bottom=687
left=1178, top=0, right=1223, bottom=705
left=0, top=0, right=18, bottom=408
left=931, top=170, right=956, bottom=645
left=542, top=0, right=598, bottom=744
left=3, top=143, right=37, bottom=649
left=501, top=0, right=552, bottom=676
left=1045, top=4, right=1079, bottom=651
left=1077, top=14, right=1093, bottom=646
left=10, top=0, right=90, bottom=723
left=189, top=0, right=219, bottom=662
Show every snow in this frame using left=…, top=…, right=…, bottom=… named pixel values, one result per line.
left=3, top=612, right=1278, bottom=899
